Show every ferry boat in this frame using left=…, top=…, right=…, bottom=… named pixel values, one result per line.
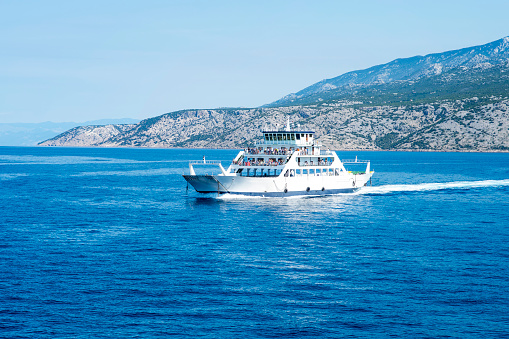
left=183, top=121, right=374, bottom=197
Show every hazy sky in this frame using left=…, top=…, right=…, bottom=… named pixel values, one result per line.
left=1, top=0, right=508, bottom=123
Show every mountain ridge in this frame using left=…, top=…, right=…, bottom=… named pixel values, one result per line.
left=39, top=37, right=509, bottom=151
left=267, top=36, right=509, bottom=107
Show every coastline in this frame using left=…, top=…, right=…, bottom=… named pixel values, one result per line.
left=24, top=144, right=509, bottom=153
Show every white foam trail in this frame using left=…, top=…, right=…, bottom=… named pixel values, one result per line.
left=72, top=168, right=180, bottom=177
left=216, top=193, right=265, bottom=200
left=358, top=179, right=509, bottom=195
left=0, top=173, right=27, bottom=181
left=215, top=179, right=509, bottom=199
left=0, top=155, right=182, bottom=166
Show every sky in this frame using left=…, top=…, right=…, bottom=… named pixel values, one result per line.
left=1, top=0, right=508, bottom=123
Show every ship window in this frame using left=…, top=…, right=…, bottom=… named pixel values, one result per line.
left=277, top=134, right=282, bottom=141
left=265, top=134, right=269, bottom=141
left=335, top=169, right=340, bottom=176
left=282, top=134, right=286, bottom=140
left=291, top=134, right=295, bottom=140
left=303, top=169, right=308, bottom=175
left=309, top=169, right=315, bottom=175
left=296, top=134, right=300, bottom=140
left=296, top=169, right=301, bottom=175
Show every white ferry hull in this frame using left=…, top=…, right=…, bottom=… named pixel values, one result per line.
left=183, top=172, right=372, bottom=196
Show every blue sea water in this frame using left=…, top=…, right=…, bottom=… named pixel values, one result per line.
left=1, top=146, right=508, bottom=338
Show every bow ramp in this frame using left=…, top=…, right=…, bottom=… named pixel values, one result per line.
left=188, top=160, right=227, bottom=176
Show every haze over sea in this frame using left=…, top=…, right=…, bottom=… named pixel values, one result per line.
left=1, top=146, right=508, bottom=338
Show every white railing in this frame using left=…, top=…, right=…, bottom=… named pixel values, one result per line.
left=190, top=160, right=222, bottom=165
left=341, top=159, right=370, bottom=164
left=297, top=150, right=321, bottom=156
left=298, top=162, right=333, bottom=167
left=320, top=150, right=334, bottom=155
left=254, top=140, right=312, bottom=146
left=245, top=150, right=291, bottom=156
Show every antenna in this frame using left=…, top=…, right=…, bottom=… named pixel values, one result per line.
left=286, top=116, right=290, bottom=131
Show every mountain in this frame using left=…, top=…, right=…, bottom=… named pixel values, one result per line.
left=267, top=37, right=509, bottom=107
left=39, top=37, right=509, bottom=151
left=0, top=119, right=139, bottom=146
left=39, top=98, right=509, bottom=151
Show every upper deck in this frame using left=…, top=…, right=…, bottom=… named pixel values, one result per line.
left=256, top=130, right=316, bottom=147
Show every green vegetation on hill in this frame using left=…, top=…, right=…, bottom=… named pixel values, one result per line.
left=267, top=65, right=509, bottom=109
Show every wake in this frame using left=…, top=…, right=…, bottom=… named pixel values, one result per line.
left=358, top=179, right=509, bottom=195
left=213, top=179, right=509, bottom=200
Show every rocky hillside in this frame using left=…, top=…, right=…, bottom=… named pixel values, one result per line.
left=40, top=97, right=509, bottom=151
left=39, top=37, right=509, bottom=151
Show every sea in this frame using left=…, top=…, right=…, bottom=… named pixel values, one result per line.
left=1, top=146, right=508, bottom=338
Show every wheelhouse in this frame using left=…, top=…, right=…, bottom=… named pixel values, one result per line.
left=261, top=131, right=315, bottom=146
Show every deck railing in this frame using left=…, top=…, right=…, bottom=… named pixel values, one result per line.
left=341, top=159, right=370, bottom=164
left=189, top=160, right=222, bottom=165
left=254, top=140, right=312, bottom=146
left=320, top=150, right=334, bottom=155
